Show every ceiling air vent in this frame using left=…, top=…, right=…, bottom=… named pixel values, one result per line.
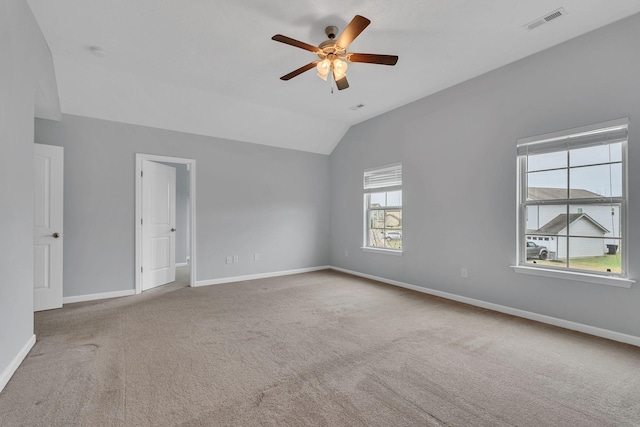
left=525, top=8, right=567, bottom=31
left=349, top=104, right=365, bottom=111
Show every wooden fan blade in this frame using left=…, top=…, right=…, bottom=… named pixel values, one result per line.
left=334, top=74, right=349, bottom=91
left=280, top=61, right=319, bottom=81
left=348, top=53, right=398, bottom=66
left=272, top=34, right=320, bottom=54
left=335, top=15, right=370, bottom=49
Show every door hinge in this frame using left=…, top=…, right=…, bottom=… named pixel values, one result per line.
left=141, top=218, right=143, bottom=225
left=141, top=266, right=143, bottom=273
left=141, top=170, right=143, bottom=177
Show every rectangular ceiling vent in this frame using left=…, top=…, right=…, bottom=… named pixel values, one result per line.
left=349, top=104, right=365, bottom=111
left=525, top=8, right=567, bottom=31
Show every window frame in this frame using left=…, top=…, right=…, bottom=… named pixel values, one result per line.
left=363, top=163, right=403, bottom=254
left=513, top=118, right=634, bottom=287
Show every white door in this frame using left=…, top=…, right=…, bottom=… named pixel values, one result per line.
left=34, top=144, right=64, bottom=311
left=142, top=160, right=176, bottom=291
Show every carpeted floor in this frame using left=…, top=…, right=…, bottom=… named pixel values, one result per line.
left=1, top=269, right=639, bottom=426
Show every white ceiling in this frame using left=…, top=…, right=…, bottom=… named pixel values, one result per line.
left=27, top=0, right=640, bottom=154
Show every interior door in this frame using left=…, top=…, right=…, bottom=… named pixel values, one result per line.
left=34, top=143, right=64, bottom=311
left=142, top=160, right=176, bottom=291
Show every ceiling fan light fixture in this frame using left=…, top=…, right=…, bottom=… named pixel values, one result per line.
left=316, top=59, right=331, bottom=80
left=333, top=59, right=348, bottom=80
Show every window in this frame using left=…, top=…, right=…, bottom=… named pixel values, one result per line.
left=517, top=119, right=628, bottom=279
left=364, top=163, right=402, bottom=252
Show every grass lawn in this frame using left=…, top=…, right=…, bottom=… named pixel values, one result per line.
left=531, top=254, right=621, bottom=274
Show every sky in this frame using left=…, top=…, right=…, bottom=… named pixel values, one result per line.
left=527, top=143, right=622, bottom=198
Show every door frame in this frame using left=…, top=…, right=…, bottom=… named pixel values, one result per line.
left=135, top=153, right=196, bottom=293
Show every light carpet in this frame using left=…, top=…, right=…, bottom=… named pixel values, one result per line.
left=1, top=269, right=639, bottom=426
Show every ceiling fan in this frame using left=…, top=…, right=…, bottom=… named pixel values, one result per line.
left=272, top=15, right=398, bottom=91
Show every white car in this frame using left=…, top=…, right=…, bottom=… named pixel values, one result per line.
left=385, top=231, right=402, bottom=241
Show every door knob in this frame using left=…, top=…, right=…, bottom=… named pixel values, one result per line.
left=53, top=232, right=60, bottom=238
left=171, top=228, right=176, bottom=232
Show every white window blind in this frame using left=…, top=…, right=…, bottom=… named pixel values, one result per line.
left=364, top=163, right=402, bottom=191
left=517, top=120, right=628, bottom=155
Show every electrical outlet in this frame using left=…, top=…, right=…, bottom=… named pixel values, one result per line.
left=461, top=267, right=468, bottom=278
left=226, top=256, right=232, bottom=264
left=345, top=250, right=349, bottom=257
left=254, top=253, right=260, bottom=261
left=233, top=255, right=239, bottom=263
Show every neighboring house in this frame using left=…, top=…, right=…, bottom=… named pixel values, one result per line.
left=526, top=187, right=620, bottom=249
left=369, top=205, right=402, bottom=228
left=384, top=212, right=402, bottom=228
left=369, top=206, right=402, bottom=247
left=527, top=187, right=605, bottom=200
left=527, top=213, right=609, bottom=258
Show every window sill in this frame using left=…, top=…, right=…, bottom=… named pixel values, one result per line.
left=362, top=247, right=403, bottom=256
left=511, top=265, right=634, bottom=288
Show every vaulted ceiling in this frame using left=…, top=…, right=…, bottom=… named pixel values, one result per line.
left=27, top=0, right=640, bottom=154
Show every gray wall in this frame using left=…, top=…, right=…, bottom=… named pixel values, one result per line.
left=35, top=114, right=331, bottom=297
left=330, top=13, right=640, bottom=337
left=0, top=0, right=58, bottom=384
left=160, top=162, right=190, bottom=264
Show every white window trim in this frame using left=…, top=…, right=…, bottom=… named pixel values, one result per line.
left=514, top=118, right=633, bottom=287
left=511, top=265, right=634, bottom=288
left=362, top=247, right=404, bottom=256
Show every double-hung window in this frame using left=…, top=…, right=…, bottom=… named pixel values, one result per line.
left=516, top=119, right=629, bottom=282
left=364, top=163, right=402, bottom=252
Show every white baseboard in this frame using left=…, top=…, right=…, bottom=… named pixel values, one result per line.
left=331, top=266, right=640, bottom=348
left=176, top=262, right=188, bottom=267
left=0, top=334, right=36, bottom=393
left=63, top=289, right=136, bottom=304
left=195, top=265, right=331, bottom=287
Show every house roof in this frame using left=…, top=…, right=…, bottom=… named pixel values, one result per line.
left=527, top=187, right=604, bottom=200
left=534, top=213, right=609, bottom=234
left=25, top=1, right=640, bottom=154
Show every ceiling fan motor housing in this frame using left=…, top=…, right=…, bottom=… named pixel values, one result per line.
left=325, top=25, right=338, bottom=39
left=319, top=25, right=345, bottom=58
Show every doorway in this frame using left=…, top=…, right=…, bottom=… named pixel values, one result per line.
left=135, top=154, right=196, bottom=294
